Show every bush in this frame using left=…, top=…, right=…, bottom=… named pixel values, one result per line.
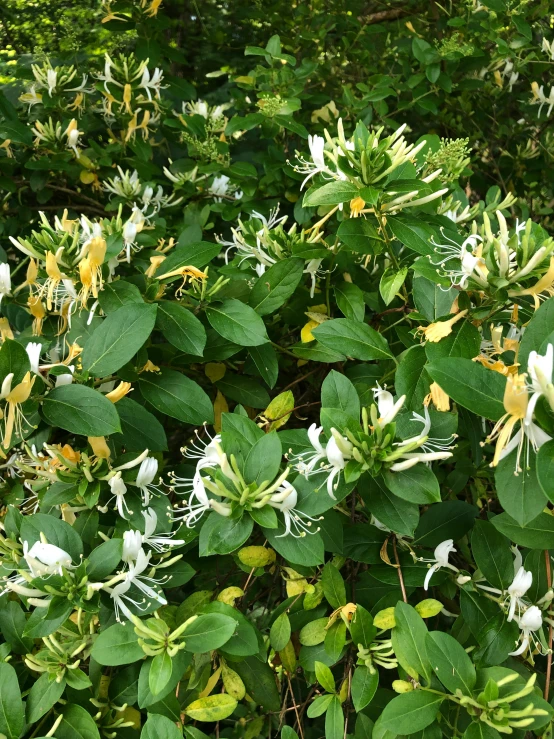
left=0, top=2, right=554, bottom=739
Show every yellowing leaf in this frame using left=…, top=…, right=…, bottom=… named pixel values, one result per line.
left=213, top=390, right=229, bottom=433
left=238, top=546, right=276, bottom=568
left=198, top=667, right=222, bottom=698
left=392, top=680, right=414, bottom=693
left=415, top=599, right=443, bottom=619
left=279, top=640, right=297, bottom=673
left=80, top=170, right=96, bottom=184
left=373, top=607, right=396, bottom=630
left=221, top=663, right=246, bottom=700
left=301, top=319, right=319, bottom=343
left=217, top=586, right=244, bottom=605
left=264, top=390, right=295, bottom=431
left=205, top=362, right=226, bottom=382
left=185, top=694, right=238, bottom=722
left=121, top=706, right=141, bottom=729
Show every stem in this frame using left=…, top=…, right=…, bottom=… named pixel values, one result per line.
left=545, top=549, right=552, bottom=701
left=392, top=536, right=408, bottom=603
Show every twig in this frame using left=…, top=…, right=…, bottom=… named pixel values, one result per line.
left=287, top=673, right=305, bottom=739
left=392, top=536, right=408, bottom=603
left=282, top=367, right=320, bottom=391
left=544, top=549, right=552, bottom=701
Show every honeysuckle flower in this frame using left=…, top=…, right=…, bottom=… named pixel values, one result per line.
left=122, top=207, right=145, bottom=262
left=65, top=119, right=82, bottom=157
left=422, top=539, right=459, bottom=590
left=1, top=371, right=36, bottom=449
left=23, top=540, right=73, bottom=577
left=88, top=436, right=111, bottom=460
left=104, top=168, right=142, bottom=199
left=430, top=231, right=486, bottom=289
left=108, top=472, right=133, bottom=519
left=292, top=424, right=353, bottom=499
left=105, top=381, right=133, bottom=403
left=107, top=548, right=167, bottom=622
left=0, top=263, right=11, bottom=302
left=26, top=342, right=42, bottom=375
left=526, top=344, right=553, bottom=419
left=139, top=67, right=164, bottom=100
left=509, top=606, right=543, bottom=656
left=210, top=175, right=241, bottom=201
left=420, top=310, right=469, bottom=343
left=268, top=483, right=322, bottom=538
left=294, top=134, right=337, bottom=189
left=531, top=82, right=554, bottom=117
left=122, top=529, right=142, bottom=562
left=135, top=457, right=162, bottom=505
left=486, top=373, right=552, bottom=470
left=397, top=406, right=456, bottom=455
left=507, top=567, right=533, bottom=622
left=509, top=256, right=554, bottom=310
left=373, top=384, right=406, bottom=426
left=141, top=508, right=184, bottom=552
left=424, top=382, right=450, bottom=411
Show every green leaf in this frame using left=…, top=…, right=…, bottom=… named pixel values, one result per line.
left=321, top=370, right=360, bottom=419
left=232, top=656, right=281, bottom=711
left=388, top=216, right=436, bottom=256
left=138, top=651, right=191, bottom=709
left=537, top=440, right=554, bottom=503
left=263, top=523, right=325, bottom=565
left=425, top=320, right=481, bottom=361
left=325, top=695, right=344, bottom=739
left=426, top=631, right=476, bottom=695
left=313, top=318, right=392, bottom=360
left=244, top=431, right=282, bottom=485
left=249, top=258, right=304, bottom=315
left=495, top=447, right=546, bottom=526
left=321, top=562, right=347, bottom=609
left=518, top=297, right=554, bottom=369
left=335, top=282, right=366, bottom=322
left=307, top=694, right=334, bottom=718
left=490, top=512, right=554, bottom=549
left=384, top=465, right=441, bottom=505
left=380, top=267, right=408, bottom=306
left=395, top=345, right=430, bottom=411
left=139, top=368, right=214, bottom=425
left=303, top=181, right=360, bottom=207
left=0, top=662, right=24, bottom=739
left=81, top=303, right=157, bottom=376
left=474, top=613, right=519, bottom=667
left=142, top=714, right=183, bottom=739
left=206, top=299, right=269, bottom=346
left=26, top=672, right=65, bottom=723
left=337, top=219, right=383, bottom=254
left=270, top=612, right=291, bottom=652
left=91, top=621, right=144, bottom=666
left=182, top=613, right=236, bottom=652
left=427, top=358, right=505, bottom=421
left=157, top=241, right=222, bottom=274
left=156, top=301, right=207, bottom=356
left=359, top=475, right=419, bottom=537
left=376, top=692, right=443, bottom=735
left=86, top=538, right=123, bottom=579
left=315, top=660, right=336, bottom=693
left=98, top=281, right=143, bottom=313
left=56, top=704, right=100, bottom=739
left=216, top=373, right=270, bottom=409
left=471, top=521, right=512, bottom=591
left=350, top=604, right=377, bottom=648
left=391, top=602, right=430, bottom=681
left=413, top=277, right=457, bottom=322
left=0, top=601, right=33, bottom=654
left=199, top=513, right=253, bottom=556
left=20, top=512, right=83, bottom=560
left=42, top=385, right=121, bottom=436
left=351, top=666, right=378, bottom=712
left=149, top=651, right=173, bottom=696
left=246, top=343, right=279, bottom=388
left=0, top=339, right=30, bottom=386
left=463, top=724, right=502, bottom=739
left=114, top=396, right=168, bottom=452
left=414, top=500, right=478, bottom=546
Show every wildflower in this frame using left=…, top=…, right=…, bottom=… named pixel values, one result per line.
left=422, top=539, right=459, bottom=590
left=349, top=197, right=366, bottom=217
left=396, top=406, right=456, bottom=455
left=486, top=373, right=551, bottom=470
left=509, top=256, right=554, bottom=310
left=88, top=436, right=111, bottom=460
left=268, top=483, right=322, bottom=538
left=430, top=231, right=486, bottom=289
left=156, top=265, right=208, bottom=294
left=105, top=381, right=133, bottom=403
left=140, top=508, right=184, bottom=552
left=507, top=567, right=533, bottom=622
left=1, top=372, right=36, bottom=449
left=531, top=82, right=554, bottom=117
left=28, top=298, right=45, bottom=337
left=139, top=67, right=164, bottom=101
left=122, top=530, right=142, bottom=562
left=424, top=382, right=450, bottom=411
left=294, top=134, right=336, bottom=189
left=108, top=472, right=133, bottom=518
left=122, top=208, right=145, bottom=262
left=0, top=263, right=11, bottom=302
left=210, top=175, right=240, bottom=201
left=23, top=540, right=72, bottom=577
left=135, top=457, right=162, bottom=505
left=65, top=119, right=82, bottom=157
left=373, top=384, right=406, bottom=426
left=509, top=606, right=543, bottom=656
left=26, top=342, right=42, bottom=375
left=526, top=344, right=553, bottom=419
left=107, top=548, right=167, bottom=622
left=292, top=424, right=353, bottom=499
left=420, top=309, right=468, bottom=343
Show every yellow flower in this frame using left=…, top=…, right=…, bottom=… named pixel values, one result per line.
left=139, top=360, right=160, bottom=373
left=28, top=296, right=46, bottom=335
left=68, top=93, right=84, bottom=112
left=509, top=256, right=554, bottom=310
left=122, top=84, right=133, bottom=114
left=88, top=436, right=111, bottom=460
left=14, top=258, right=38, bottom=296
left=0, top=139, right=14, bottom=158
left=105, top=381, right=132, bottom=403
left=349, top=196, right=366, bottom=217
left=301, top=304, right=328, bottom=343
left=1, top=372, right=36, bottom=450
left=145, top=255, right=166, bottom=278
left=41, top=252, right=64, bottom=310
left=157, top=265, right=208, bottom=294
left=486, top=374, right=535, bottom=470
left=79, top=236, right=106, bottom=303
left=144, top=0, right=163, bottom=16
left=0, top=318, right=13, bottom=342
left=424, top=382, right=450, bottom=411
left=419, top=309, right=468, bottom=343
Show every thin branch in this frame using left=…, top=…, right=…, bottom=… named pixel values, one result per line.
left=544, top=549, right=552, bottom=701
left=392, top=536, right=408, bottom=603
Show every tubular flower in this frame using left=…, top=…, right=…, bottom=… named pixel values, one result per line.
left=267, top=483, right=322, bottom=538
left=419, top=310, right=468, bottom=343
left=509, top=606, right=544, bottom=656
left=508, top=256, right=554, bottom=309
left=1, top=372, right=36, bottom=449
left=421, top=539, right=459, bottom=590
left=105, top=382, right=133, bottom=403
left=486, top=373, right=551, bottom=471
left=424, top=382, right=450, bottom=411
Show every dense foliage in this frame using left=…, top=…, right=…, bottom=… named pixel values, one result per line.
left=1, top=2, right=554, bottom=739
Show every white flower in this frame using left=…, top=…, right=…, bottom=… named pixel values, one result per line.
left=396, top=407, right=456, bottom=455
left=122, top=530, right=143, bottom=562
left=55, top=368, right=74, bottom=387
left=292, top=424, right=352, bottom=499
left=141, top=508, right=184, bottom=552
left=268, top=483, right=322, bottom=538
left=139, top=67, right=164, bottom=101
left=542, top=38, right=554, bottom=61
left=526, top=344, right=553, bottom=419
left=135, top=457, right=161, bottom=505
left=373, top=384, right=406, bottom=426
left=210, top=175, right=231, bottom=201
left=0, top=263, right=11, bottom=302
left=24, top=541, right=73, bottom=577
left=25, top=342, right=42, bottom=375
left=294, top=134, right=337, bottom=189
left=422, top=539, right=459, bottom=590
left=108, top=548, right=167, bottom=622
left=108, top=471, right=133, bottom=519
left=430, top=230, right=486, bottom=289
left=509, top=606, right=543, bottom=656
left=533, top=84, right=554, bottom=117
left=507, top=566, right=533, bottom=622
left=47, top=69, right=57, bottom=96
